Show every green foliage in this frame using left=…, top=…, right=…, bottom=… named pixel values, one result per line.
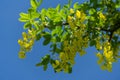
left=43, top=33, right=51, bottom=45
left=18, top=0, right=120, bottom=73
left=36, top=54, right=50, bottom=71
left=31, top=0, right=43, bottom=9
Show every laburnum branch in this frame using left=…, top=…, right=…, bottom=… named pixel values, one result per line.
left=63, top=22, right=120, bottom=42
left=43, top=20, right=120, bottom=42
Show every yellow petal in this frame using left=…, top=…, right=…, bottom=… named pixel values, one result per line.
left=70, top=8, right=74, bottom=14
left=18, top=39, right=24, bottom=46
left=18, top=51, right=26, bottom=59
left=76, top=10, right=81, bottom=18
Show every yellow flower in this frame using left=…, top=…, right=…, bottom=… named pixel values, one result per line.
left=96, top=41, right=102, bottom=50
left=24, top=43, right=31, bottom=50
left=69, top=58, right=75, bottom=64
left=28, top=29, right=33, bottom=35
left=60, top=52, right=65, bottom=60
left=18, top=51, right=26, bottom=59
left=97, top=58, right=104, bottom=64
left=18, top=39, right=24, bottom=46
left=101, top=65, right=106, bottom=70
left=76, top=10, right=81, bottom=18
left=22, top=32, right=28, bottom=41
left=70, top=8, right=74, bottom=14
left=99, top=12, right=106, bottom=20
left=80, top=13, right=86, bottom=22
left=96, top=52, right=102, bottom=58
left=22, top=32, right=27, bottom=38
left=104, top=50, right=113, bottom=59
left=106, top=63, right=112, bottom=72
left=107, top=45, right=111, bottom=50
left=67, top=16, right=76, bottom=29
left=55, top=60, right=60, bottom=65
left=29, top=39, right=34, bottom=46
left=52, top=60, right=60, bottom=68
left=96, top=52, right=104, bottom=64
left=67, top=16, right=72, bottom=23
left=28, top=29, right=36, bottom=38
left=63, top=41, right=68, bottom=46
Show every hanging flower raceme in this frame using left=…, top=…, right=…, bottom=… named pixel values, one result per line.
left=96, top=41, right=116, bottom=72
left=18, top=29, right=36, bottom=59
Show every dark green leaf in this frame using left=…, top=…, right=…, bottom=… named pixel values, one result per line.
left=56, top=36, right=61, bottom=42
left=42, top=55, right=50, bottom=65
left=68, top=66, right=72, bottom=73
left=90, top=40, right=96, bottom=46
left=43, top=65, right=48, bottom=71
left=36, top=33, right=41, bottom=41
left=36, top=63, right=42, bottom=66
left=36, top=55, right=50, bottom=67
left=43, top=34, right=51, bottom=45
left=24, top=22, right=32, bottom=29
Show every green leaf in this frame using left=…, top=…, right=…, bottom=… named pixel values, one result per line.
left=40, top=9, right=47, bottom=21
left=68, top=66, right=72, bottom=74
left=42, top=55, right=50, bottom=65
left=43, top=33, right=51, bottom=45
left=36, top=33, right=41, bottom=41
left=33, top=21, right=39, bottom=30
left=73, top=2, right=79, bottom=9
left=30, top=0, right=38, bottom=9
left=43, top=65, right=48, bottom=71
left=60, top=9, right=66, bottom=20
left=19, top=12, right=29, bottom=19
left=43, top=37, right=51, bottom=45
left=90, top=0, right=97, bottom=8
left=28, top=8, right=35, bottom=19
left=19, top=18, right=29, bottom=22
left=28, top=8, right=40, bottom=19
left=52, top=26, right=62, bottom=36
left=23, top=22, right=32, bottom=29
left=115, top=4, right=120, bottom=8
left=56, top=4, right=60, bottom=12
left=68, top=0, right=72, bottom=8
left=19, top=12, right=30, bottom=22
left=28, top=8, right=35, bottom=13
left=90, top=40, right=96, bottom=46
left=56, top=36, right=61, bottom=42
left=36, top=55, right=50, bottom=67
left=61, top=32, right=68, bottom=42
left=38, top=0, right=43, bottom=7
left=89, top=8, right=96, bottom=15
left=36, top=63, right=42, bottom=66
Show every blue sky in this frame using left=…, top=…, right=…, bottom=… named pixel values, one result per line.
left=0, top=0, right=120, bottom=80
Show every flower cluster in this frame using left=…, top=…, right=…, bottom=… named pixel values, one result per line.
left=61, top=9, right=89, bottom=66
left=67, top=10, right=86, bottom=30
left=99, top=12, right=106, bottom=21
left=97, top=12, right=106, bottom=26
left=96, top=41, right=115, bottom=71
left=18, top=29, right=36, bottom=59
